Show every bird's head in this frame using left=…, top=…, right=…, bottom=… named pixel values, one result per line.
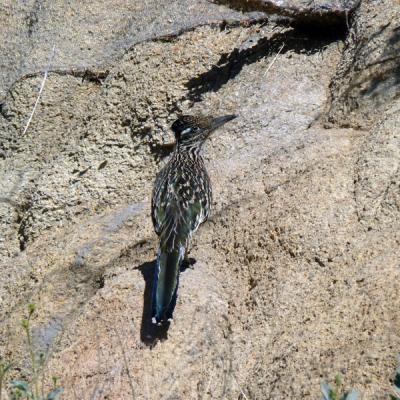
left=171, top=114, right=237, bottom=149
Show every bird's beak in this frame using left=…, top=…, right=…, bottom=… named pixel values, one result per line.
left=210, top=114, right=237, bottom=131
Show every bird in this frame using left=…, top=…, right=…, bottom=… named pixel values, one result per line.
left=151, top=113, right=237, bottom=324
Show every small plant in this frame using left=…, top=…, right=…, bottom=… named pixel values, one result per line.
left=0, top=361, right=13, bottom=399
left=321, top=374, right=359, bottom=400
left=3, top=304, right=63, bottom=400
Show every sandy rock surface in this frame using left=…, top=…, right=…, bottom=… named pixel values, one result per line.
left=0, top=0, right=399, bottom=399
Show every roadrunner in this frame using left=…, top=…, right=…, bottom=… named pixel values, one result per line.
left=151, top=114, right=237, bottom=324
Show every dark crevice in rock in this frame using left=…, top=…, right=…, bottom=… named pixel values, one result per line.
left=80, top=69, right=110, bottom=85
left=0, top=101, right=13, bottom=121
left=146, top=15, right=272, bottom=44
left=183, top=25, right=345, bottom=103
left=15, top=202, right=32, bottom=252
left=212, top=0, right=360, bottom=31
left=43, top=68, right=110, bottom=85
left=314, top=256, right=326, bottom=268
left=5, top=69, right=111, bottom=97
left=26, top=0, right=42, bottom=37
left=96, top=274, right=105, bottom=289
left=97, top=160, right=108, bottom=170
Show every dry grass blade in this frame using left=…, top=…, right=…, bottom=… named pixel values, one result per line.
left=21, top=45, right=56, bottom=135
left=263, top=43, right=285, bottom=78
left=232, top=374, right=249, bottom=400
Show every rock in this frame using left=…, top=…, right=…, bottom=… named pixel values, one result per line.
left=213, top=0, right=360, bottom=27
left=326, top=0, right=400, bottom=129
left=0, top=1, right=399, bottom=399
left=355, top=99, right=400, bottom=227
left=0, top=0, right=252, bottom=99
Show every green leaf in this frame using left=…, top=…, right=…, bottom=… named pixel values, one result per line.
left=9, top=389, right=24, bottom=400
left=9, top=380, right=30, bottom=393
left=46, top=387, right=63, bottom=400
left=321, top=382, right=332, bottom=400
left=28, top=303, right=36, bottom=316
left=335, top=374, right=342, bottom=387
left=342, top=389, right=359, bottom=400
left=0, top=361, right=12, bottom=374
left=21, top=319, right=29, bottom=330
left=4, top=363, right=12, bottom=374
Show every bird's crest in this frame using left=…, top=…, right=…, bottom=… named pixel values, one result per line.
left=171, top=114, right=236, bottom=145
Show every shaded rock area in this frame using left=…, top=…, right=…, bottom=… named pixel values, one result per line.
left=0, top=1, right=399, bottom=399
left=326, top=0, right=400, bottom=129
left=213, top=0, right=360, bottom=27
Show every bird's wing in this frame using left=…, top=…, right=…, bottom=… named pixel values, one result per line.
left=151, top=168, right=167, bottom=235
left=152, top=173, right=205, bottom=250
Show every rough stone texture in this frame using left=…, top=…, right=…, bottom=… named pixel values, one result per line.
left=0, top=0, right=250, bottom=99
left=213, top=0, right=360, bottom=26
left=0, top=1, right=399, bottom=400
left=326, top=0, right=400, bottom=129
left=355, top=100, right=400, bottom=228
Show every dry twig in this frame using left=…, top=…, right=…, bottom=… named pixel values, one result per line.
left=22, top=45, right=56, bottom=135
left=263, top=43, right=285, bottom=78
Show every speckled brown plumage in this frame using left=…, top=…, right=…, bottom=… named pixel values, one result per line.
left=151, top=114, right=236, bottom=324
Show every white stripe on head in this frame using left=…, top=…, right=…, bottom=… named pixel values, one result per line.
left=181, top=127, right=192, bottom=135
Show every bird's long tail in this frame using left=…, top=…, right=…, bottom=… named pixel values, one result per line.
left=151, top=243, right=185, bottom=324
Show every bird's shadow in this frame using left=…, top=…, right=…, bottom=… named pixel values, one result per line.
left=137, top=257, right=196, bottom=347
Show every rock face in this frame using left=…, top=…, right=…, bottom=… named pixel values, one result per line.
left=0, top=1, right=399, bottom=399
left=326, top=0, right=400, bottom=129
left=0, top=0, right=246, bottom=98
left=213, top=0, right=360, bottom=26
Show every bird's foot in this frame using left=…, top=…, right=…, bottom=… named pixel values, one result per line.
left=181, top=257, right=196, bottom=271
left=152, top=316, right=173, bottom=326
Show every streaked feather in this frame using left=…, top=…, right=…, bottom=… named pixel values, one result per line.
left=150, top=114, right=236, bottom=323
